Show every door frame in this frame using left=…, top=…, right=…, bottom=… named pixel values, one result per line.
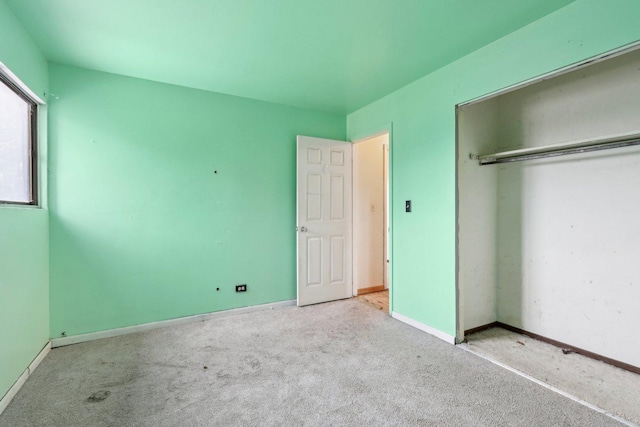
left=454, top=40, right=640, bottom=344
left=350, top=126, right=393, bottom=313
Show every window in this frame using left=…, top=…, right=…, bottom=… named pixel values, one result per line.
left=0, top=73, right=38, bottom=205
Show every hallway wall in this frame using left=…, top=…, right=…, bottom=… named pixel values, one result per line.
left=353, top=134, right=386, bottom=291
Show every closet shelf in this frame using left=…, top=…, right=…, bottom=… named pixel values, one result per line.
left=474, top=131, right=640, bottom=165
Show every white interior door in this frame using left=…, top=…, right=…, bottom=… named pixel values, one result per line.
left=297, top=135, right=352, bottom=306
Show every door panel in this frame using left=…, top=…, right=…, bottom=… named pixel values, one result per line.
left=307, top=237, right=322, bottom=286
left=306, top=173, right=322, bottom=220
left=297, top=136, right=352, bottom=306
left=330, top=236, right=345, bottom=283
left=330, top=174, right=345, bottom=220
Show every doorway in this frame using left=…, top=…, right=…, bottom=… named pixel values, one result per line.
left=295, top=132, right=390, bottom=311
left=352, top=132, right=390, bottom=312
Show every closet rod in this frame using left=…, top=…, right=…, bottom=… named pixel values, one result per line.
left=476, top=133, right=640, bottom=166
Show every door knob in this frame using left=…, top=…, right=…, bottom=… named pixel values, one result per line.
left=300, top=226, right=308, bottom=232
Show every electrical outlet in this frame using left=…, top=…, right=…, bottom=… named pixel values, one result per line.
left=236, top=284, right=247, bottom=292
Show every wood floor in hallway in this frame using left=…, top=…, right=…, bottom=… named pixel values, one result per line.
left=356, top=290, right=389, bottom=313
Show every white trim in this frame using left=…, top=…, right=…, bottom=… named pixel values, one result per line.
left=0, top=342, right=51, bottom=416
left=458, top=344, right=637, bottom=427
left=392, top=311, right=456, bottom=344
left=51, top=299, right=296, bottom=348
left=0, top=61, right=45, bottom=104
left=458, top=40, right=640, bottom=108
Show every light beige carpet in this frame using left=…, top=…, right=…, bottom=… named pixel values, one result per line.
left=0, top=299, right=626, bottom=426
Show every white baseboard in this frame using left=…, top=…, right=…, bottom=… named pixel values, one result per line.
left=51, top=299, right=296, bottom=348
left=392, top=311, right=456, bottom=344
left=0, top=342, right=51, bottom=416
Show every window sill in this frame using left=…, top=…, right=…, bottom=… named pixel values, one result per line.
left=0, top=202, right=44, bottom=210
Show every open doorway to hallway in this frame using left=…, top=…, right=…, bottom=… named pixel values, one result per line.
left=352, top=132, right=390, bottom=313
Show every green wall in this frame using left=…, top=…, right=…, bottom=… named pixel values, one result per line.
left=347, top=0, right=640, bottom=338
left=48, top=64, right=345, bottom=337
left=0, top=0, right=49, bottom=401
